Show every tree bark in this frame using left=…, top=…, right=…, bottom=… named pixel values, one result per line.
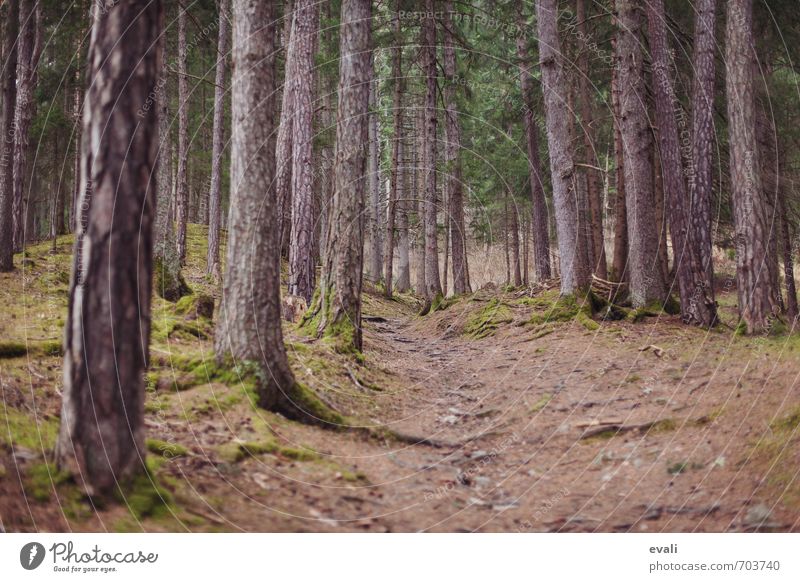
left=443, top=0, right=469, bottom=295
left=175, top=4, right=189, bottom=265
left=11, top=0, right=42, bottom=251
left=422, top=0, right=441, bottom=300
left=610, top=30, right=628, bottom=284
left=207, top=0, right=230, bottom=278
left=690, top=0, right=717, bottom=298
left=536, top=0, right=591, bottom=296
left=384, top=3, right=402, bottom=297
left=414, top=96, right=426, bottom=295
left=617, top=0, right=666, bottom=307
left=366, top=50, right=383, bottom=284
left=509, top=197, right=522, bottom=286
left=287, top=0, right=319, bottom=303
left=779, top=180, right=798, bottom=323
left=216, top=0, right=331, bottom=424
left=577, top=0, right=607, bottom=278
left=55, top=0, right=162, bottom=496
left=517, top=1, right=551, bottom=282
left=725, top=0, right=781, bottom=333
left=306, top=0, right=371, bottom=352
left=647, top=0, right=717, bottom=325
left=276, top=0, right=296, bottom=261
left=0, top=0, right=19, bottom=272
left=153, top=26, right=187, bottom=302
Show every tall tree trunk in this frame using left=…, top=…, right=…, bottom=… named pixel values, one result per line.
left=384, top=3, right=402, bottom=297
left=276, top=0, right=296, bottom=261
left=216, top=0, right=332, bottom=424
left=207, top=0, right=230, bottom=278
left=11, top=0, right=42, bottom=251
left=725, top=0, right=781, bottom=333
left=422, top=0, right=441, bottom=300
left=0, top=0, right=19, bottom=272
left=443, top=0, right=469, bottom=294
left=414, top=98, right=426, bottom=295
left=779, top=181, right=798, bottom=324
left=517, top=1, right=551, bottom=282
left=287, top=0, right=319, bottom=303
left=175, top=5, right=189, bottom=265
left=366, top=51, right=383, bottom=284
left=690, top=0, right=717, bottom=300
left=510, top=198, right=522, bottom=286
left=305, top=0, right=371, bottom=352
left=652, top=143, right=670, bottom=284
left=522, top=208, right=530, bottom=285
left=617, top=0, right=666, bottom=307
left=577, top=0, right=607, bottom=278
left=153, top=27, right=188, bottom=302
left=55, top=0, right=162, bottom=496
left=610, top=30, right=628, bottom=284
left=396, top=118, right=411, bottom=292
left=647, top=0, right=717, bottom=325
left=536, top=0, right=590, bottom=296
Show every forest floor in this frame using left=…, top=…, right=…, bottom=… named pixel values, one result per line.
left=1, top=226, right=800, bottom=532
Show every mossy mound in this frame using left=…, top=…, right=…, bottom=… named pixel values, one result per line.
left=463, top=298, right=514, bottom=339
left=217, top=439, right=319, bottom=463
left=154, top=256, right=191, bottom=303
left=527, top=292, right=599, bottom=331
left=0, top=339, right=63, bottom=359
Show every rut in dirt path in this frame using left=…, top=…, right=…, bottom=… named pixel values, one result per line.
left=339, top=306, right=799, bottom=533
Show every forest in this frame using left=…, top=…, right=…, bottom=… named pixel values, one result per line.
left=0, top=0, right=799, bottom=533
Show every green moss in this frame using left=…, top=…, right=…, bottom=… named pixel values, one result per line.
left=281, top=379, right=346, bottom=427
left=146, top=438, right=188, bottom=459
left=0, top=405, right=59, bottom=450
left=528, top=293, right=598, bottom=331
left=530, top=393, right=552, bottom=413
left=464, top=298, right=514, bottom=339
left=117, top=459, right=173, bottom=519
left=219, top=439, right=319, bottom=463
left=626, top=298, right=679, bottom=323
left=26, top=463, right=71, bottom=502
left=0, top=341, right=27, bottom=358
left=667, top=461, right=688, bottom=475
left=154, top=256, right=191, bottom=303
left=0, top=339, right=63, bottom=359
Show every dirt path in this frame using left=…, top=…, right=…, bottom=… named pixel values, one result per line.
left=3, top=287, right=800, bottom=533
left=121, top=292, right=798, bottom=533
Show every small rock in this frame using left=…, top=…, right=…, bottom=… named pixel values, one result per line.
left=744, top=503, right=771, bottom=528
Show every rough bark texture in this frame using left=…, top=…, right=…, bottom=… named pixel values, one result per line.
left=422, top=0, right=442, bottom=300
left=216, top=0, right=332, bottom=425
left=175, top=5, right=189, bottom=265
left=690, top=0, right=717, bottom=295
left=779, top=182, right=798, bottom=323
left=11, top=0, right=42, bottom=251
left=55, top=0, right=162, bottom=496
left=288, top=0, right=319, bottom=303
left=647, top=0, right=717, bottom=326
left=0, top=0, right=19, bottom=272
left=725, top=0, right=781, bottom=333
left=207, top=0, right=230, bottom=278
left=366, top=50, right=383, bottom=284
left=577, top=0, right=607, bottom=279
left=517, top=1, right=551, bottom=282
left=276, top=1, right=296, bottom=260
left=509, top=198, right=522, bottom=286
left=617, top=0, right=666, bottom=307
left=384, top=3, right=402, bottom=297
left=442, top=1, right=469, bottom=295
left=414, top=97, right=426, bottom=295
left=536, top=0, right=590, bottom=295
left=610, top=30, right=628, bottom=283
left=307, top=0, right=371, bottom=352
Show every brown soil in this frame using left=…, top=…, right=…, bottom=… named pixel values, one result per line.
left=3, top=278, right=800, bottom=532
